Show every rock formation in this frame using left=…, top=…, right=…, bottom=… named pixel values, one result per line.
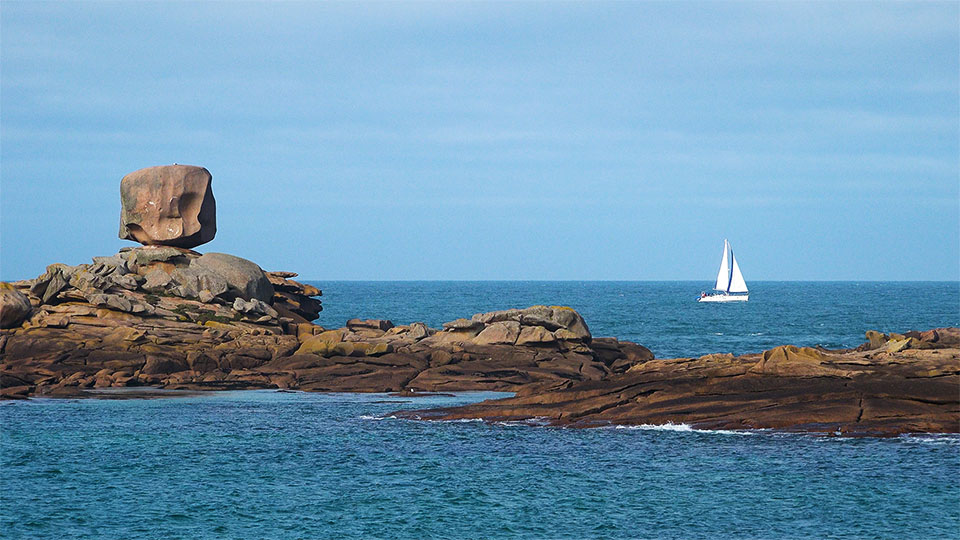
left=1, top=254, right=957, bottom=437
left=119, top=165, right=216, bottom=248
left=2, top=164, right=956, bottom=437
left=0, top=277, right=646, bottom=398
left=5, top=164, right=631, bottom=399
left=397, top=329, right=960, bottom=436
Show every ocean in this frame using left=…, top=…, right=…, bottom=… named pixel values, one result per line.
left=312, top=281, right=960, bottom=358
left=2, top=281, right=959, bottom=539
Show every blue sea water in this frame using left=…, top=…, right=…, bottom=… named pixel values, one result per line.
left=2, top=282, right=959, bottom=539
left=2, top=392, right=958, bottom=539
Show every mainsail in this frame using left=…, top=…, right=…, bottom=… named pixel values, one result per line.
left=714, top=240, right=730, bottom=291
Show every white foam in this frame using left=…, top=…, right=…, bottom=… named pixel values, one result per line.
left=897, top=434, right=960, bottom=445
left=358, top=414, right=396, bottom=421
left=492, top=417, right=552, bottom=427
left=614, top=422, right=757, bottom=435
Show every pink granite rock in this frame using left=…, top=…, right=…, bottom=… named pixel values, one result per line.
left=119, top=164, right=216, bottom=248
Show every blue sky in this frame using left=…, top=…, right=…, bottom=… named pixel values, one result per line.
left=2, top=1, right=957, bottom=280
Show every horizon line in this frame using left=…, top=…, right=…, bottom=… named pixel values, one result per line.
left=297, top=279, right=960, bottom=283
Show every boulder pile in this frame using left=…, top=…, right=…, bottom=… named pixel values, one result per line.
left=20, top=246, right=320, bottom=328
left=0, top=245, right=325, bottom=397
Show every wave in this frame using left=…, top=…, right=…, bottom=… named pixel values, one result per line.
left=358, top=414, right=397, bottom=421
left=492, top=417, right=552, bottom=427
left=612, top=422, right=758, bottom=436
left=897, top=434, right=960, bottom=445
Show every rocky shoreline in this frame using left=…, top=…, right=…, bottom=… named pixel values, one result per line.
left=2, top=164, right=957, bottom=437
left=0, top=259, right=653, bottom=400
left=1, top=260, right=957, bottom=437
left=397, top=328, right=960, bottom=437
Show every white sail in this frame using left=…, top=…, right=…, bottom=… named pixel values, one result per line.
left=714, top=239, right=729, bottom=291
left=728, top=250, right=748, bottom=293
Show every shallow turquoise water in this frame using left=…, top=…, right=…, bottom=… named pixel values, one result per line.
left=311, top=281, right=959, bottom=358
left=2, top=391, right=958, bottom=539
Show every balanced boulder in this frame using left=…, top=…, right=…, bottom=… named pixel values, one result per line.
left=119, top=165, right=216, bottom=248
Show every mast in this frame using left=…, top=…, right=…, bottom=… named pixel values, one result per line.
left=727, top=249, right=733, bottom=292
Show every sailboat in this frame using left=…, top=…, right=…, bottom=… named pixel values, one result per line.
left=698, top=239, right=749, bottom=302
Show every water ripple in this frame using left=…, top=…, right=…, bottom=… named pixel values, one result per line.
left=2, top=390, right=958, bottom=539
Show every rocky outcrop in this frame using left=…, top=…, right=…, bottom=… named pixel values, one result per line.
left=2, top=265, right=956, bottom=437
left=0, top=281, right=647, bottom=400
left=0, top=246, right=326, bottom=399
left=5, top=164, right=955, bottom=434
left=2, top=164, right=647, bottom=403
left=472, top=306, right=591, bottom=342
left=860, top=328, right=960, bottom=352
left=6, top=164, right=637, bottom=401
left=119, top=164, right=216, bottom=248
left=398, top=330, right=960, bottom=436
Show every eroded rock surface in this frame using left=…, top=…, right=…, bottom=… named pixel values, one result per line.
left=119, top=164, right=216, bottom=248
left=472, top=306, right=591, bottom=342
left=1, top=272, right=644, bottom=401
left=398, top=329, right=960, bottom=436
left=3, top=267, right=955, bottom=438
left=0, top=248, right=325, bottom=399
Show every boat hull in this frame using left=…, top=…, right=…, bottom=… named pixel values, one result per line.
left=697, top=293, right=749, bottom=303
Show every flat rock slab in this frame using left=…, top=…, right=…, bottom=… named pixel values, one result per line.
left=397, top=346, right=960, bottom=436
